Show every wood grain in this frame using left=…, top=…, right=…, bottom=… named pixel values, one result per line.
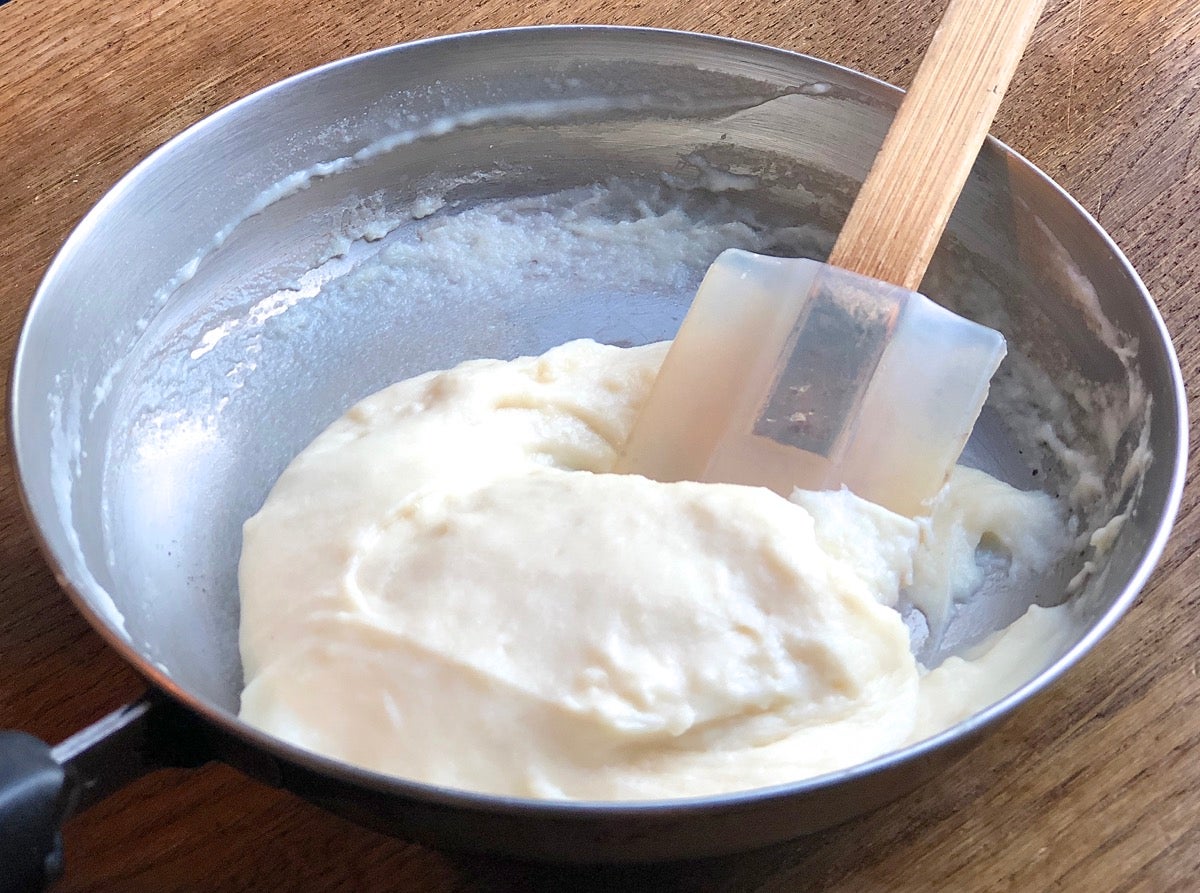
left=828, top=0, right=1047, bottom=289
left=1, top=0, right=1198, bottom=890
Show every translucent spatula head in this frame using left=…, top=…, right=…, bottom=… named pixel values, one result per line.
left=615, top=250, right=1007, bottom=517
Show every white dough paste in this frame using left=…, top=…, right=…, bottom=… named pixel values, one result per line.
left=239, top=340, right=1073, bottom=800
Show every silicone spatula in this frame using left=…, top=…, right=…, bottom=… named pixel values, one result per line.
left=615, top=0, right=1046, bottom=517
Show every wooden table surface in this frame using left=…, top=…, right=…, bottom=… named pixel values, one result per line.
left=2, top=0, right=1198, bottom=889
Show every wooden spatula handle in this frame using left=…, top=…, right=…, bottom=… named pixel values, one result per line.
left=827, top=0, right=1047, bottom=291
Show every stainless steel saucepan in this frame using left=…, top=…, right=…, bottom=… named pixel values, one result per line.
left=4, top=25, right=1186, bottom=890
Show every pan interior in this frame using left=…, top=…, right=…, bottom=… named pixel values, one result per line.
left=18, top=32, right=1173, bottom=734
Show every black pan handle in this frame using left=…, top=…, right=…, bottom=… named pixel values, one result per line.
left=0, top=693, right=207, bottom=892
left=0, top=731, right=68, bottom=892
